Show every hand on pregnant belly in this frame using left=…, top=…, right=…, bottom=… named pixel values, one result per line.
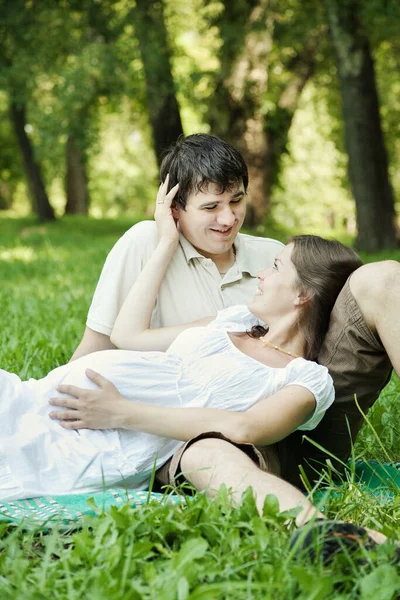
left=49, top=369, right=130, bottom=430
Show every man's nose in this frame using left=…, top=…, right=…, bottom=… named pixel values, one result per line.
left=217, top=206, right=236, bottom=226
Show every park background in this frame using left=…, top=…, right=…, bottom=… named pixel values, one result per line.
left=1, top=0, right=400, bottom=251
left=1, top=1, right=400, bottom=598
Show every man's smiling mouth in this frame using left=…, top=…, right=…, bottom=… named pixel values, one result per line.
left=210, top=226, right=233, bottom=236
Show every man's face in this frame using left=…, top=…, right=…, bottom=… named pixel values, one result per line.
left=173, top=183, right=246, bottom=259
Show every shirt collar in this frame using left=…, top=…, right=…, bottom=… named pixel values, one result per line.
left=179, top=232, right=258, bottom=275
left=179, top=233, right=205, bottom=262
left=234, top=233, right=259, bottom=276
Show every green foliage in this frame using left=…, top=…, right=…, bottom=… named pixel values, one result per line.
left=0, top=215, right=139, bottom=375
left=0, top=486, right=399, bottom=598
left=0, top=0, right=400, bottom=235
left=355, top=375, right=400, bottom=461
left=273, top=81, right=355, bottom=233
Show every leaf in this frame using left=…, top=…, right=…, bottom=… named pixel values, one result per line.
left=278, top=505, right=303, bottom=521
left=292, top=566, right=334, bottom=600
left=177, top=576, right=190, bottom=600
left=359, top=565, right=400, bottom=600
left=262, top=494, right=280, bottom=519
left=175, top=537, right=208, bottom=568
left=238, top=487, right=259, bottom=520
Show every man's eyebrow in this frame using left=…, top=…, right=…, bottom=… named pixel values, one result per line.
left=198, top=200, right=218, bottom=208
left=198, top=190, right=245, bottom=208
left=231, top=190, right=245, bottom=199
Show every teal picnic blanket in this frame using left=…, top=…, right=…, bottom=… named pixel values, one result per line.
left=0, top=461, right=398, bottom=530
left=0, top=489, right=180, bottom=530
left=313, top=460, right=400, bottom=504
left=350, top=460, right=400, bottom=493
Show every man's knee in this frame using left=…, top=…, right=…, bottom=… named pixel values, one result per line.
left=351, top=260, right=400, bottom=293
left=350, top=260, right=400, bottom=326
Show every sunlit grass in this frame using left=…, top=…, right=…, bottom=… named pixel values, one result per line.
left=0, top=215, right=399, bottom=597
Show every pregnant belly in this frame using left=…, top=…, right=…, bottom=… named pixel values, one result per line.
left=24, top=348, right=183, bottom=434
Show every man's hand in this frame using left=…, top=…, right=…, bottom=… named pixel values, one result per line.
left=49, top=369, right=130, bottom=430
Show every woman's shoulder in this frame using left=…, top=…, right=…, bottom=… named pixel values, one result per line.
left=284, top=358, right=334, bottom=410
left=285, top=358, right=335, bottom=431
left=285, top=357, right=331, bottom=383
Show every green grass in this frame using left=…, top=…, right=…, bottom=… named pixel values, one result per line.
left=0, top=215, right=399, bottom=598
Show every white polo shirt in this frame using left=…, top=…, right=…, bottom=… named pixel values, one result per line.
left=87, top=220, right=284, bottom=335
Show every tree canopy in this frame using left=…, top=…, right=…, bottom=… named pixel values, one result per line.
left=0, top=0, right=399, bottom=250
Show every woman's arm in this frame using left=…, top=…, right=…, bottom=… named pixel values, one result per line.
left=110, top=177, right=213, bottom=352
left=50, top=371, right=316, bottom=446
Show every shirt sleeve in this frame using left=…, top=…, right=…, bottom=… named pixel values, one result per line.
left=208, top=305, right=262, bottom=332
left=86, top=221, right=158, bottom=336
left=284, top=359, right=335, bottom=431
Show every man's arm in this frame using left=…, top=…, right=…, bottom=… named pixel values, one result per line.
left=70, top=327, right=115, bottom=362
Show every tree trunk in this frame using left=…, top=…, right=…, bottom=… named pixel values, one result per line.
left=208, top=1, right=320, bottom=225
left=65, top=135, right=89, bottom=215
left=134, top=0, right=184, bottom=166
left=324, top=0, right=397, bottom=251
left=10, top=101, right=55, bottom=221
left=0, top=181, right=13, bottom=210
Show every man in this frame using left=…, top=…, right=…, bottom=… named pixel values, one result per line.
left=66, top=133, right=397, bottom=520
left=71, top=133, right=283, bottom=358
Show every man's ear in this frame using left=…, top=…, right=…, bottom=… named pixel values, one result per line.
left=171, top=204, right=180, bottom=220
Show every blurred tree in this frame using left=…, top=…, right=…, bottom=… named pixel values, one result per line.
left=133, top=0, right=184, bottom=166
left=10, top=102, right=55, bottom=221
left=204, top=0, right=325, bottom=225
left=0, top=93, right=23, bottom=210
left=62, top=0, right=139, bottom=214
left=1, top=0, right=399, bottom=233
left=0, top=0, right=56, bottom=220
left=324, top=0, right=398, bottom=251
left=65, top=134, right=89, bottom=215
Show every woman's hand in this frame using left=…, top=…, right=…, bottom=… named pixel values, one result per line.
left=155, top=174, right=180, bottom=245
left=48, top=369, right=130, bottom=430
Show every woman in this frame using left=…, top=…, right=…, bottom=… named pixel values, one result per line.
left=0, top=179, right=362, bottom=500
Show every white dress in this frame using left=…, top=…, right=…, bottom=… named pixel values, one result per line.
left=0, top=306, right=334, bottom=500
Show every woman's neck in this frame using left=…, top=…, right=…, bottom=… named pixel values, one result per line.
left=260, top=315, right=306, bottom=359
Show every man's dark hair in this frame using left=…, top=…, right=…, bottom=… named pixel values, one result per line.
left=160, top=133, right=248, bottom=209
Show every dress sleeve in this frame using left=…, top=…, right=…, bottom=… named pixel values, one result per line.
left=86, top=221, right=158, bottom=336
left=208, top=305, right=262, bottom=333
left=284, top=359, right=335, bottom=431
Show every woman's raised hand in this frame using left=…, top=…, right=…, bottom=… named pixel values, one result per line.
left=154, top=174, right=180, bottom=245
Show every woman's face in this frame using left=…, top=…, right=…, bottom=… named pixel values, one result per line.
left=248, top=244, right=302, bottom=321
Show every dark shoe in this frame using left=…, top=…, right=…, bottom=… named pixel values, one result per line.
left=289, top=519, right=377, bottom=564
